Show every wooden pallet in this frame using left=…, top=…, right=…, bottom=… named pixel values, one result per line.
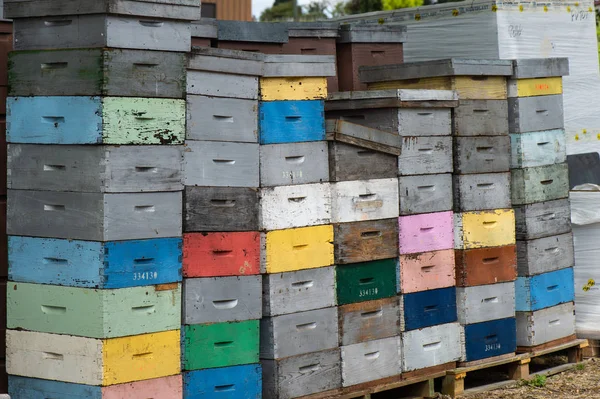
left=442, top=338, right=589, bottom=398
left=299, top=362, right=456, bottom=399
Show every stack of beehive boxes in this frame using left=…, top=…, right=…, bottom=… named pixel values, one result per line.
left=182, top=47, right=263, bottom=398
left=326, top=89, right=463, bottom=378
left=258, top=55, right=341, bottom=398
left=509, top=59, right=575, bottom=349
left=3, top=0, right=196, bottom=396
left=359, top=59, right=520, bottom=364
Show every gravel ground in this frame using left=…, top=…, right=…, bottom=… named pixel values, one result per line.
left=461, top=357, right=600, bottom=399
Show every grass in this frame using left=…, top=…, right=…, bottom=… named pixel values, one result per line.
left=576, top=363, right=586, bottom=371
left=522, top=374, right=547, bottom=388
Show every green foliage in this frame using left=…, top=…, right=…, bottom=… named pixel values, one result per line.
left=343, top=0, right=383, bottom=14
left=382, top=0, right=423, bottom=10
left=523, top=375, right=547, bottom=388
left=576, top=363, right=586, bottom=371
left=259, top=1, right=298, bottom=21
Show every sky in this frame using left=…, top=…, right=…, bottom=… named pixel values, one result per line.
left=252, top=0, right=314, bottom=19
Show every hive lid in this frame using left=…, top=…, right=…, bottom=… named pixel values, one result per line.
left=217, top=20, right=289, bottom=43
left=337, top=23, right=407, bottom=43
left=511, top=58, right=570, bottom=79
left=326, top=89, right=459, bottom=110
left=263, top=54, right=336, bottom=77
left=188, top=47, right=264, bottom=76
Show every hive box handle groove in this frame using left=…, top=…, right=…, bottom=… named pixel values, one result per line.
left=213, top=159, right=235, bottom=165
left=547, top=285, right=559, bottom=291
left=44, top=19, right=72, bottom=27
left=135, top=167, right=158, bottom=173
left=133, top=352, right=153, bottom=358
left=540, top=212, right=556, bottom=220
left=544, top=247, right=560, bottom=254
left=484, top=335, right=498, bottom=344
left=213, top=250, right=233, bottom=256
left=417, top=112, right=433, bottom=116
left=133, top=63, right=159, bottom=68
left=288, top=196, right=307, bottom=203
left=364, top=351, right=380, bottom=360
left=482, top=257, right=499, bottom=264
left=476, top=147, right=493, bottom=153
left=292, top=280, right=314, bottom=288
left=299, top=363, right=320, bottom=373
left=215, top=385, right=235, bottom=392
left=214, top=341, right=234, bottom=347
left=473, top=109, right=489, bottom=113
left=212, top=299, right=238, bottom=309
left=41, top=305, right=67, bottom=314
left=477, top=183, right=495, bottom=189
left=134, top=258, right=155, bottom=265
left=211, top=199, right=236, bottom=207
left=296, top=322, right=317, bottom=331
left=540, top=179, right=554, bottom=185
left=131, top=305, right=155, bottom=313
left=483, top=221, right=497, bottom=228
left=43, top=352, right=64, bottom=360
left=285, top=156, right=305, bottom=164
left=420, top=227, right=434, bottom=232
left=418, top=185, right=435, bottom=191
left=418, top=148, right=433, bottom=154
left=139, top=20, right=164, bottom=27
left=424, top=305, right=438, bottom=312
left=549, top=319, right=561, bottom=326
left=213, top=115, right=234, bottom=122
left=41, top=62, right=68, bottom=70
left=361, top=309, right=383, bottom=318
left=359, top=277, right=374, bottom=285
left=43, top=257, right=68, bottom=265
left=293, top=244, right=308, bottom=250
left=421, top=265, right=435, bottom=272
left=44, top=204, right=65, bottom=211
left=361, top=231, right=382, bottom=239
left=134, top=205, right=155, bottom=212
left=42, top=116, right=65, bottom=124
left=43, top=164, right=66, bottom=171
left=423, top=341, right=442, bottom=351
left=537, top=141, right=551, bottom=146
left=483, top=297, right=499, bottom=303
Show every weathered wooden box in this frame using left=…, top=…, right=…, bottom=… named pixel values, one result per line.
left=338, top=297, right=401, bottom=346
left=262, top=348, right=341, bottom=399
left=453, top=173, right=511, bottom=212
left=454, top=209, right=515, bottom=250
left=341, top=336, right=402, bottom=387
left=9, top=49, right=186, bottom=98
left=260, top=307, right=339, bottom=359
left=8, top=144, right=183, bottom=192
left=398, top=249, right=455, bottom=293
left=186, top=95, right=258, bottom=143
left=260, top=77, right=328, bottom=101
left=398, top=136, right=453, bottom=175
left=463, top=318, right=516, bottom=362
left=455, top=245, right=517, bottom=287
left=399, top=173, right=453, bottom=215
left=452, top=100, right=509, bottom=136
left=4, top=0, right=201, bottom=19
left=7, top=329, right=181, bottom=386
left=183, top=276, right=262, bottom=324
left=13, top=15, right=192, bottom=51
left=398, top=211, right=454, bottom=255
left=263, top=266, right=336, bottom=316
left=329, top=142, right=398, bottom=182
left=507, top=77, right=563, bottom=98
left=217, top=20, right=287, bottom=46
left=514, top=198, right=572, bottom=240
left=183, top=141, right=259, bottom=188
left=183, top=186, right=259, bottom=232
left=8, top=236, right=182, bottom=289
left=453, top=136, right=510, bottom=174
left=9, top=374, right=183, bottom=399
left=336, top=259, right=397, bottom=305
left=261, top=225, right=334, bottom=274
left=8, top=190, right=182, bottom=241
left=259, top=183, right=331, bottom=230
left=510, top=58, right=569, bottom=81
left=260, top=142, right=329, bottom=187
left=515, top=267, right=575, bottom=311
left=7, top=282, right=181, bottom=338
left=516, top=302, right=575, bottom=347
left=331, top=178, right=399, bottom=223
left=183, top=232, right=260, bottom=278
left=510, top=129, right=566, bottom=168
left=403, top=287, right=458, bottom=331
left=511, top=163, right=569, bottom=206
left=184, top=364, right=261, bottom=399
left=8, top=96, right=185, bottom=145
left=182, top=321, right=259, bottom=371
left=517, top=232, right=574, bottom=276
left=456, top=282, right=515, bottom=325
left=259, top=100, right=325, bottom=144
left=401, top=322, right=463, bottom=371
left=262, top=54, right=336, bottom=78
left=191, top=19, right=217, bottom=47
left=334, top=218, right=398, bottom=264
left=325, top=89, right=457, bottom=137
left=508, top=95, right=564, bottom=133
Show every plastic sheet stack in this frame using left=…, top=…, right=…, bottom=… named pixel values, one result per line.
left=3, top=0, right=197, bottom=397
left=509, top=58, right=575, bottom=349
left=258, top=54, right=341, bottom=399
left=182, top=47, right=263, bottom=398
left=326, top=89, right=464, bottom=376
left=359, top=59, right=519, bottom=364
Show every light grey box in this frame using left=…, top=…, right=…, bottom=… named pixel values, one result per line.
left=327, top=108, right=452, bottom=137
left=263, top=54, right=336, bottom=77
left=263, top=267, right=336, bottom=317
left=456, top=282, right=516, bottom=325
left=329, top=142, right=398, bottom=182
left=337, top=24, right=407, bottom=43
left=517, top=232, right=574, bottom=277
left=191, top=18, right=218, bottom=40
left=453, top=173, right=511, bottom=212
left=260, top=307, right=339, bottom=359
left=183, top=276, right=262, bottom=324
left=186, top=95, right=258, bottom=143
left=509, top=95, right=564, bottom=133
left=262, top=348, right=342, bottom=399
left=359, top=58, right=513, bottom=84
left=187, top=70, right=259, bottom=100
left=188, top=47, right=264, bottom=76
left=516, top=302, right=575, bottom=347
left=341, top=336, right=402, bottom=387
left=511, top=163, right=570, bottom=206
left=7, top=144, right=183, bottom=193
left=398, top=136, right=453, bottom=176
left=184, top=141, right=259, bottom=188
left=217, top=20, right=288, bottom=43
left=7, top=190, right=182, bottom=241
left=286, top=21, right=339, bottom=38
left=511, top=58, right=570, bottom=79
left=510, top=129, right=566, bottom=169
left=453, top=100, right=509, bottom=136
left=5, top=0, right=201, bottom=20
left=401, top=322, right=463, bottom=372
left=13, top=15, right=191, bottom=51
left=338, top=297, right=402, bottom=346
left=454, top=136, right=511, bottom=174
left=399, top=174, right=452, bottom=215
left=514, top=198, right=572, bottom=241
left=260, top=142, right=329, bottom=187
left=9, top=48, right=186, bottom=98
left=325, top=89, right=458, bottom=111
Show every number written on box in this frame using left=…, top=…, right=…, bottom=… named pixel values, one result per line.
left=359, top=287, right=379, bottom=298
left=133, top=272, right=159, bottom=281
left=485, top=343, right=501, bottom=352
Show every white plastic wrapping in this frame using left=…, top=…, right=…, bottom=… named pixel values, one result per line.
left=570, top=189, right=600, bottom=338
left=562, top=74, right=600, bottom=155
